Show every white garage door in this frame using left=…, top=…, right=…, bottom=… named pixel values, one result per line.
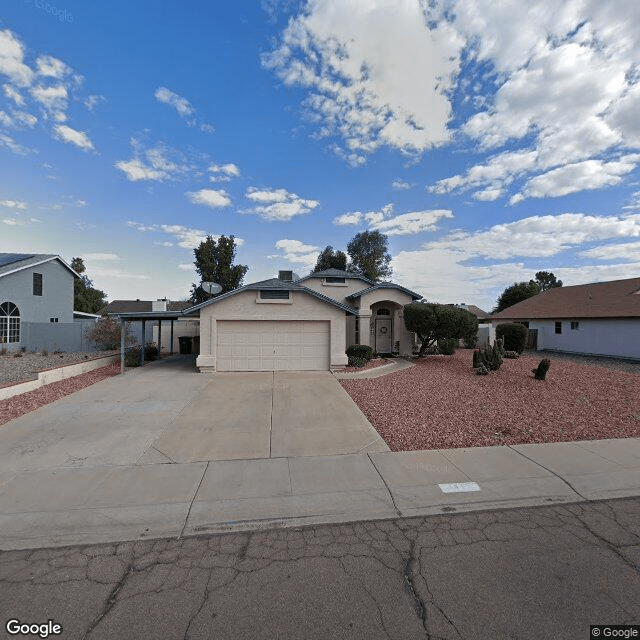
left=216, top=320, right=330, bottom=371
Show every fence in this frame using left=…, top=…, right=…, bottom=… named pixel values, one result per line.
left=20, top=320, right=101, bottom=352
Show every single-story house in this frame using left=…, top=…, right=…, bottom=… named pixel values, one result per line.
left=490, top=277, right=640, bottom=360
left=100, top=299, right=198, bottom=353
left=181, top=269, right=422, bottom=372
left=0, top=253, right=79, bottom=350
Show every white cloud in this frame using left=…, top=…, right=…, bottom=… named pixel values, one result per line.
left=30, top=84, right=68, bottom=114
left=127, top=221, right=244, bottom=250
left=177, top=263, right=194, bottom=271
left=272, top=239, right=319, bottom=268
left=334, top=212, right=363, bottom=226
left=35, top=55, right=69, bottom=79
left=392, top=179, right=412, bottom=190
left=0, top=133, right=30, bottom=155
left=0, top=30, right=34, bottom=86
left=0, top=109, right=37, bottom=129
left=510, top=156, right=640, bottom=203
left=187, top=189, right=232, bottom=208
left=84, top=94, right=105, bottom=110
left=3, top=218, right=19, bottom=225
left=115, top=158, right=166, bottom=182
left=580, top=241, right=640, bottom=261
left=200, top=123, right=215, bottom=133
left=208, top=163, right=240, bottom=181
left=263, top=0, right=463, bottom=160
left=334, top=203, right=452, bottom=235
left=3, top=84, right=24, bottom=105
left=83, top=253, right=120, bottom=261
left=115, top=141, right=191, bottom=182
left=154, top=86, right=195, bottom=118
left=245, top=187, right=319, bottom=221
left=0, top=200, right=26, bottom=209
left=371, top=208, right=454, bottom=236
left=425, top=212, right=640, bottom=260
left=53, top=124, right=94, bottom=151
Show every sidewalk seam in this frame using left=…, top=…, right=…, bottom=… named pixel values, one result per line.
left=506, top=445, right=588, bottom=502
left=367, top=453, right=402, bottom=517
left=179, top=461, right=209, bottom=539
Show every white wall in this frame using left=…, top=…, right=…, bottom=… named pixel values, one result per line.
left=531, top=318, right=640, bottom=359
left=196, top=290, right=348, bottom=370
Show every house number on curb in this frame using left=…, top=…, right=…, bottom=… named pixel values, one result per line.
left=438, top=482, right=481, bottom=493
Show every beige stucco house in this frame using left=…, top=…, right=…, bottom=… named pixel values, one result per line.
left=187, top=269, right=421, bottom=372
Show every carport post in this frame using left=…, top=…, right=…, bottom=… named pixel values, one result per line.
left=120, top=318, right=125, bottom=375
left=140, top=320, right=146, bottom=366
left=158, top=319, right=162, bottom=359
left=170, top=320, right=174, bottom=355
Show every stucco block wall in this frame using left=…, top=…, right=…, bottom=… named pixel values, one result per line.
left=300, top=277, right=371, bottom=305
left=196, top=290, right=348, bottom=370
left=530, top=318, right=640, bottom=359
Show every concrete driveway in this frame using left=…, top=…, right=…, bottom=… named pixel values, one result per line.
left=0, top=356, right=388, bottom=476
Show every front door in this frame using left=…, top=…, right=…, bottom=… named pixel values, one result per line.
left=375, top=318, right=392, bottom=353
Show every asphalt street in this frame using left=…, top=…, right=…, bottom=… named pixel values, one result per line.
left=1, top=497, right=639, bottom=640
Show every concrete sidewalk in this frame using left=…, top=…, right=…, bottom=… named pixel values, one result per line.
left=1, top=437, right=638, bottom=550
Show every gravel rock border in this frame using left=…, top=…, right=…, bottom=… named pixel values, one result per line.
left=0, top=350, right=119, bottom=386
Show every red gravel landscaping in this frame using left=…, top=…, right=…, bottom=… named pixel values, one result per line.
left=340, top=350, right=640, bottom=451
left=0, top=363, right=120, bottom=426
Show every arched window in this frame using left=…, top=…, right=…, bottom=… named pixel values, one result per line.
left=376, top=307, right=391, bottom=316
left=0, top=302, right=20, bottom=344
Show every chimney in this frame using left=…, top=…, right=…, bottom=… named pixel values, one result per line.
left=152, top=299, right=167, bottom=312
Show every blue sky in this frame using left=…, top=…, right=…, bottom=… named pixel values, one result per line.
left=1, top=0, right=639, bottom=311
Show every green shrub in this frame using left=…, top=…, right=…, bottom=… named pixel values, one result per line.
left=125, top=346, right=141, bottom=367
left=346, top=344, right=373, bottom=361
left=495, top=323, right=527, bottom=353
left=347, top=356, right=367, bottom=368
left=504, top=350, right=519, bottom=359
left=144, top=342, right=158, bottom=361
left=475, top=363, right=489, bottom=375
left=463, top=334, right=478, bottom=349
left=472, top=337, right=504, bottom=372
left=437, top=337, right=457, bottom=355
left=41, top=349, right=49, bottom=356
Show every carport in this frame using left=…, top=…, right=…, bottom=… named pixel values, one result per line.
left=112, top=309, right=199, bottom=373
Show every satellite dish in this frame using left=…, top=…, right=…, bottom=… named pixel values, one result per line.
left=201, top=281, right=222, bottom=295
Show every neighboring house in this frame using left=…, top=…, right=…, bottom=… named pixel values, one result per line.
left=100, top=299, right=198, bottom=353
left=448, top=303, right=490, bottom=323
left=490, top=277, right=640, bottom=360
left=187, top=269, right=421, bottom=372
left=0, top=253, right=79, bottom=350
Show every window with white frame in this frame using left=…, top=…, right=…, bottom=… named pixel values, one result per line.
left=0, top=302, right=20, bottom=343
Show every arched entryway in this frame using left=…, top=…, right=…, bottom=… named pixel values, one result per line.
left=369, top=301, right=402, bottom=354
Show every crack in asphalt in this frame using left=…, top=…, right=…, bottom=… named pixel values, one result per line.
left=1, top=497, right=638, bottom=639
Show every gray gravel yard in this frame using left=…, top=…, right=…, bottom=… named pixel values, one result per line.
left=530, top=349, right=640, bottom=374
left=0, top=350, right=118, bottom=386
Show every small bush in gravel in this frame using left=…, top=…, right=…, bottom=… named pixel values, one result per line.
left=504, top=350, right=520, bottom=359
left=472, top=338, right=504, bottom=372
left=13, top=351, right=23, bottom=358
left=0, top=346, right=7, bottom=355
left=496, top=323, right=527, bottom=353
left=532, top=358, right=551, bottom=380
left=41, top=349, right=49, bottom=356
left=347, top=356, right=367, bottom=368
left=346, top=344, right=374, bottom=361
left=474, top=363, right=489, bottom=375
left=437, top=338, right=457, bottom=355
